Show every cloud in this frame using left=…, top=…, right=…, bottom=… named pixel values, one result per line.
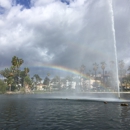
left=0, top=0, right=130, bottom=77
left=0, top=0, right=12, bottom=9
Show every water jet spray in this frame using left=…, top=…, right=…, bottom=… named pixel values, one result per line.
left=108, top=0, right=120, bottom=98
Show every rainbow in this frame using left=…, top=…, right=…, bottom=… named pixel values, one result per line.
left=31, top=63, right=118, bottom=91
left=31, top=62, right=94, bottom=79
left=0, top=62, right=120, bottom=95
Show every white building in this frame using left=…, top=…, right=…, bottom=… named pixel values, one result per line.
left=85, top=79, right=101, bottom=89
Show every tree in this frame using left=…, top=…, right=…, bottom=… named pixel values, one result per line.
left=80, top=64, right=86, bottom=75
left=79, top=65, right=86, bottom=91
left=118, top=60, right=125, bottom=87
left=110, top=61, right=114, bottom=66
left=24, top=76, right=32, bottom=86
left=0, top=68, right=12, bottom=78
left=52, top=75, right=60, bottom=83
left=43, top=77, right=50, bottom=86
left=65, top=76, right=73, bottom=82
left=0, top=67, right=15, bottom=91
left=24, top=67, right=29, bottom=75
left=101, top=62, right=106, bottom=83
left=11, top=56, right=24, bottom=70
left=128, top=66, right=130, bottom=76
left=11, top=56, right=24, bottom=86
left=109, top=61, right=114, bottom=73
left=7, top=76, right=14, bottom=91
left=121, top=74, right=130, bottom=91
left=20, top=71, right=26, bottom=87
left=93, top=62, right=98, bottom=82
left=22, top=75, right=32, bottom=92
left=0, top=56, right=30, bottom=92
left=33, top=74, right=42, bottom=84
left=118, top=60, right=125, bottom=77
left=0, top=79, right=7, bottom=93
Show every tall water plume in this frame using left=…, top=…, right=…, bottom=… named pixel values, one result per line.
left=108, top=0, right=120, bottom=98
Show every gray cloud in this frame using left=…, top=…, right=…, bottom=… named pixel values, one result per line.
left=0, top=0, right=130, bottom=78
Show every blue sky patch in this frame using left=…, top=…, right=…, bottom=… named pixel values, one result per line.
left=60, top=0, right=70, bottom=5
left=0, top=6, right=5, bottom=14
left=15, top=0, right=31, bottom=9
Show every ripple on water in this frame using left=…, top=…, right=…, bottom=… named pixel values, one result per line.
left=0, top=95, right=130, bottom=130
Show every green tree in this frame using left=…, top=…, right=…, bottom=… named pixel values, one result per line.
left=0, top=56, right=30, bottom=91
left=122, top=74, right=130, bottom=91
left=0, top=68, right=12, bottom=78
left=11, top=56, right=24, bottom=70
left=20, top=71, right=26, bottom=87
left=43, top=77, right=50, bottom=86
left=0, top=67, right=15, bottom=91
left=0, top=79, right=7, bottom=93
left=7, top=76, right=14, bottom=91
left=33, top=74, right=42, bottom=84
left=24, top=67, right=29, bottom=75
left=24, top=76, right=32, bottom=86
left=11, top=56, right=24, bottom=85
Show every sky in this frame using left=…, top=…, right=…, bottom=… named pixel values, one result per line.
left=0, top=0, right=130, bottom=78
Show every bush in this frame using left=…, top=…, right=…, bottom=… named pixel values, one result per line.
left=0, top=79, right=7, bottom=93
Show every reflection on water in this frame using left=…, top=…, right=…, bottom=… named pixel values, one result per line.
left=0, top=94, right=130, bottom=130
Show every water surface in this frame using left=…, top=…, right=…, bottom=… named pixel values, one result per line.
left=0, top=94, right=130, bottom=130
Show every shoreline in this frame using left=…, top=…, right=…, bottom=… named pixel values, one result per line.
left=3, top=91, right=130, bottom=94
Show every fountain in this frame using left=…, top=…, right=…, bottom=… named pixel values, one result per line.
left=108, top=0, right=120, bottom=98
left=25, top=0, right=126, bottom=103
left=1, top=1, right=130, bottom=130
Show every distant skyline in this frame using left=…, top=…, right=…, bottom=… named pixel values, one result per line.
left=0, top=0, right=130, bottom=78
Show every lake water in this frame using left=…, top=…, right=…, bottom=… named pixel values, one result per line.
left=0, top=93, right=130, bottom=130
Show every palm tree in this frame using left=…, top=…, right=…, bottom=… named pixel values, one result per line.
left=88, top=70, right=91, bottom=89
left=33, top=74, right=42, bottom=84
left=118, top=60, right=125, bottom=87
left=20, top=71, right=26, bottom=87
left=80, top=64, right=86, bottom=75
left=101, top=62, right=106, bottom=83
left=93, top=63, right=98, bottom=82
left=128, top=66, right=130, bottom=73
left=11, top=56, right=24, bottom=86
left=24, top=67, right=29, bottom=76
left=109, top=61, right=115, bottom=80
left=7, top=77, right=14, bottom=91
left=118, top=60, right=125, bottom=78
left=79, top=65, right=86, bottom=91
left=11, top=56, right=24, bottom=71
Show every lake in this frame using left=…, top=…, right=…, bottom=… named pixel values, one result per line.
left=0, top=93, right=130, bottom=130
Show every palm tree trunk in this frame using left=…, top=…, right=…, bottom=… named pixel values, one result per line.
left=9, top=84, right=11, bottom=91
left=103, top=69, right=104, bottom=83
left=95, top=71, right=96, bottom=82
